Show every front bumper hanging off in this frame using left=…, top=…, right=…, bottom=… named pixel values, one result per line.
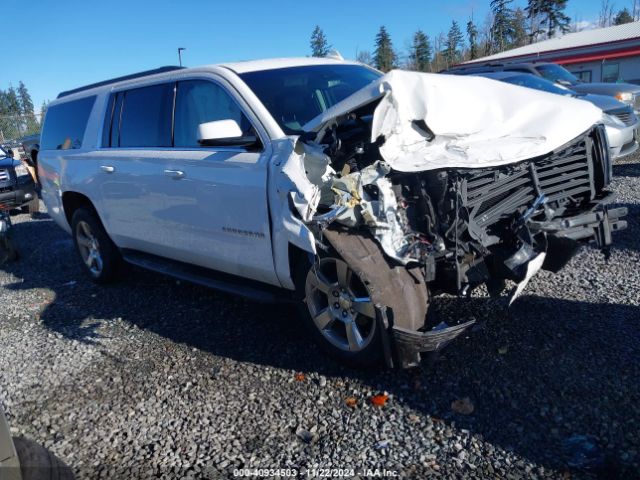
left=376, top=306, right=476, bottom=369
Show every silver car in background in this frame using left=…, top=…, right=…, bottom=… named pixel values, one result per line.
left=477, top=71, right=639, bottom=160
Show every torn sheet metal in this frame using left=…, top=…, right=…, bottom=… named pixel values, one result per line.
left=313, top=161, right=415, bottom=264
left=304, top=70, right=603, bottom=172
left=267, top=138, right=322, bottom=289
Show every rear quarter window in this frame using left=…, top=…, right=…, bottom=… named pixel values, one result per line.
left=40, top=96, right=96, bottom=150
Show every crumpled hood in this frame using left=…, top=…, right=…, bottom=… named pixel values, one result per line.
left=304, top=70, right=603, bottom=172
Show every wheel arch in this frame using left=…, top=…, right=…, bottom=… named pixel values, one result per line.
left=61, top=191, right=99, bottom=227
left=321, top=228, right=430, bottom=333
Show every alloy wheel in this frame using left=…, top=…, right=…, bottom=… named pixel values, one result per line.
left=305, top=258, right=377, bottom=352
left=75, top=220, right=103, bottom=276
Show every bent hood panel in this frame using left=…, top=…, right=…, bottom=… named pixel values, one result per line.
left=304, top=70, right=603, bottom=172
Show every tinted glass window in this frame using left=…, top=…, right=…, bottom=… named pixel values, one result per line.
left=535, top=64, right=580, bottom=85
left=174, top=80, right=251, bottom=147
left=119, top=83, right=174, bottom=147
left=240, top=65, right=382, bottom=134
left=501, top=74, right=576, bottom=96
left=602, top=63, right=620, bottom=83
left=41, top=96, right=96, bottom=150
left=572, top=70, right=592, bottom=82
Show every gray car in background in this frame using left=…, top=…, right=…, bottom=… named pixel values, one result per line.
left=448, top=61, right=640, bottom=114
left=474, top=71, right=639, bottom=159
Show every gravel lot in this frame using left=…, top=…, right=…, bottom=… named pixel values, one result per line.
left=1, top=154, right=639, bottom=479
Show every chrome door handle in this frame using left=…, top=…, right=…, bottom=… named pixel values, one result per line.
left=164, top=169, right=185, bottom=179
left=100, top=165, right=115, bottom=173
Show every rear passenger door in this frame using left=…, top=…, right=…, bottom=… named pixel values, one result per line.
left=96, top=82, right=175, bottom=251
left=98, top=78, right=278, bottom=286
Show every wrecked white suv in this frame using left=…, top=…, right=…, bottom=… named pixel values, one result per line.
left=39, top=58, right=627, bottom=368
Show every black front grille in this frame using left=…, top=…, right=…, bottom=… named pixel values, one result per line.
left=463, top=127, right=601, bottom=230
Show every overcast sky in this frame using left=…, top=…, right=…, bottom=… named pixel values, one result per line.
left=2, top=0, right=615, bottom=110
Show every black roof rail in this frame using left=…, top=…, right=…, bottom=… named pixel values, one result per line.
left=57, top=66, right=185, bottom=99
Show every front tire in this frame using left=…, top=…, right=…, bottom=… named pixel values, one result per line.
left=71, top=207, right=121, bottom=283
left=296, top=255, right=383, bottom=368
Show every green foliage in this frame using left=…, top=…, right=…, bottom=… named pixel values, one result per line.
left=374, top=26, right=397, bottom=72
left=511, top=8, right=528, bottom=48
left=5, top=87, right=20, bottom=116
left=444, top=21, right=464, bottom=65
left=0, top=82, right=40, bottom=140
left=409, top=30, right=432, bottom=71
left=491, top=0, right=514, bottom=52
left=310, top=26, right=330, bottom=57
left=466, top=19, right=479, bottom=60
left=526, top=0, right=571, bottom=39
left=614, top=8, right=634, bottom=25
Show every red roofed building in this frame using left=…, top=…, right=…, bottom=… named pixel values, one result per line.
left=466, top=21, right=640, bottom=84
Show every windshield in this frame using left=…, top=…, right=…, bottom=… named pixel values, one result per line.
left=535, top=64, right=581, bottom=85
left=240, top=64, right=382, bottom=134
left=501, top=74, right=576, bottom=96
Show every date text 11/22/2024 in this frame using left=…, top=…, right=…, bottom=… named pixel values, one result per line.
left=232, top=467, right=400, bottom=477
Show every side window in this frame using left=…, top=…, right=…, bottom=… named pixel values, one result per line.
left=602, top=63, right=620, bottom=83
left=572, top=70, right=592, bottom=83
left=41, top=96, right=96, bottom=150
left=174, top=80, right=251, bottom=148
left=118, top=83, right=174, bottom=147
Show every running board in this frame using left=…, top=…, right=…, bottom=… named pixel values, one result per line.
left=121, top=249, right=292, bottom=304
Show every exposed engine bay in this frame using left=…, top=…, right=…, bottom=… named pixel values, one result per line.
left=305, top=122, right=624, bottom=296
left=270, top=70, right=628, bottom=366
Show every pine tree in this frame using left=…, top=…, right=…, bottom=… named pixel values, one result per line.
left=491, top=0, right=514, bottom=52
left=17, top=82, right=38, bottom=134
left=614, top=8, right=634, bottom=25
left=5, top=86, right=21, bottom=117
left=17, top=82, right=34, bottom=116
left=511, top=8, right=528, bottom=47
left=374, top=26, right=397, bottom=72
left=409, top=30, right=432, bottom=71
left=466, top=19, right=479, bottom=60
left=444, top=21, right=464, bottom=65
left=310, top=26, right=330, bottom=57
left=527, top=0, right=571, bottom=39
left=0, top=91, right=9, bottom=117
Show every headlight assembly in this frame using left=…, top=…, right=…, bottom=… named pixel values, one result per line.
left=615, top=92, right=634, bottom=104
left=14, top=163, right=31, bottom=178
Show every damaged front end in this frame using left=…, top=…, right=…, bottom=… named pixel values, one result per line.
left=274, top=70, right=627, bottom=368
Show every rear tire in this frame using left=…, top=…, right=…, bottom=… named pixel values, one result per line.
left=71, top=207, right=121, bottom=284
left=0, top=233, right=18, bottom=264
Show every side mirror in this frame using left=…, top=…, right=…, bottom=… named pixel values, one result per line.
left=197, top=119, right=261, bottom=149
